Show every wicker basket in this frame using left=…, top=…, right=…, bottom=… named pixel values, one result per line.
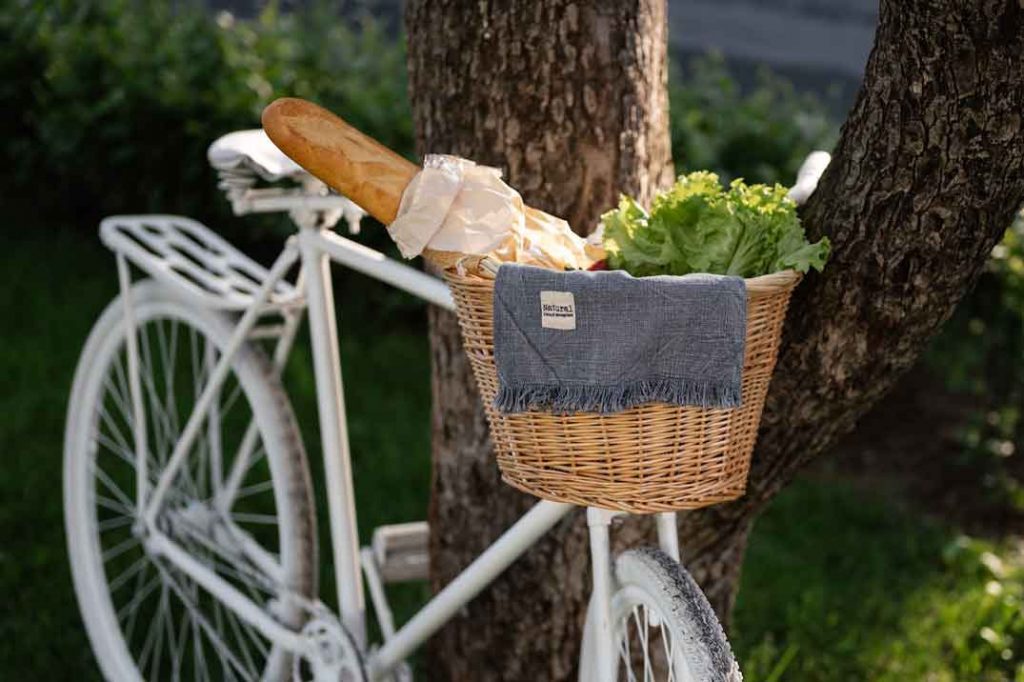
left=444, top=268, right=803, bottom=513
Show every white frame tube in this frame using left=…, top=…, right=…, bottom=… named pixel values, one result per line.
left=306, top=229, right=455, bottom=312
left=586, top=508, right=618, bottom=682
left=367, top=500, right=574, bottom=679
left=146, top=531, right=309, bottom=654
left=360, top=548, right=397, bottom=641
left=656, top=512, right=680, bottom=562
left=116, top=254, right=149, bottom=511
left=143, top=241, right=299, bottom=527
left=216, top=269, right=307, bottom=512
left=297, top=227, right=367, bottom=646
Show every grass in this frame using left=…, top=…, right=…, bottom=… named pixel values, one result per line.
left=1, top=226, right=1021, bottom=679
left=737, top=483, right=1024, bottom=681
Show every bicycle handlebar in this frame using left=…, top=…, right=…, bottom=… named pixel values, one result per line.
left=788, top=151, right=831, bottom=206
left=262, top=98, right=417, bottom=225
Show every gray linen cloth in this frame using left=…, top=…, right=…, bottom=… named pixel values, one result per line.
left=492, top=264, right=747, bottom=414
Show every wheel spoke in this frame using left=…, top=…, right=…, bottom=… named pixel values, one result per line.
left=220, top=438, right=265, bottom=510
left=123, top=569, right=154, bottom=646
left=96, top=494, right=134, bottom=517
left=102, top=373, right=134, bottom=434
left=98, top=515, right=135, bottom=533
left=230, top=512, right=278, bottom=526
left=93, top=426, right=169, bottom=508
left=96, top=401, right=135, bottom=463
left=70, top=306, right=310, bottom=682
left=660, top=614, right=675, bottom=682
left=222, top=601, right=261, bottom=678
left=90, top=459, right=135, bottom=511
left=137, top=583, right=167, bottom=675
left=204, top=342, right=224, bottom=497
left=190, top=611, right=204, bottom=682
left=620, top=614, right=636, bottom=682
left=95, top=430, right=153, bottom=483
left=157, top=559, right=254, bottom=679
left=184, top=327, right=212, bottom=499
left=158, top=318, right=183, bottom=467
left=233, top=479, right=274, bottom=501
left=220, top=381, right=243, bottom=419
left=118, top=570, right=160, bottom=630
left=109, top=554, right=149, bottom=594
left=642, top=607, right=653, bottom=682
left=162, top=581, right=185, bottom=681
left=138, top=326, right=173, bottom=465
left=110, top=347, right=133, bottom=416
left=102, top=534, right=140, bottom=564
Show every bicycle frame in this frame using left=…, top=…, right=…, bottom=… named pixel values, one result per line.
left=127, top=221, right=681, bottom=681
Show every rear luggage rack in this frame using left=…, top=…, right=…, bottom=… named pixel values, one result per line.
left=100, top=214, right=301, bottom=311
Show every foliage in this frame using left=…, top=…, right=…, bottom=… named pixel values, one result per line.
left=1, top=2, right=838, bottom=231
left=669, top=53, right=838, bottom=184
left=890, top=536, right=1024, bottom=681
left=926, top=214, right=1024, bottom=514
left=738, top=483, right=1024, bottom=681
left=602, top=172, right=829, bottom=277
left=0, top=0, right=412, bottom=230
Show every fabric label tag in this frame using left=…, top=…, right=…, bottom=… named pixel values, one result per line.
left=540, top=291, right=576, bottom=330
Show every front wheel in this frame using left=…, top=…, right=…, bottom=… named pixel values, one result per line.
left=580, top=548, right=741, bottom=682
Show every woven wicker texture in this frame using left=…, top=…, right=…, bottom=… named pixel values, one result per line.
left=445, top=268, right=802, bottom=513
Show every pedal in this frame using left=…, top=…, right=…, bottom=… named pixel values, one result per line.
left=371, top=521, right=429, bottom=583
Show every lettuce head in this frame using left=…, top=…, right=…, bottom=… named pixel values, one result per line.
left=601, top=172, right=830, bottom=278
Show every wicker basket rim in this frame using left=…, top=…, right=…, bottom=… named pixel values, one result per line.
left=445, top=266, right=802, bottom=295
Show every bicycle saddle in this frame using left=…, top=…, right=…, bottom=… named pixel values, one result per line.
left=207, top=129, right=306, bottom=182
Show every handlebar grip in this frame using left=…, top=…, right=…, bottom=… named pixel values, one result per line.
left=788, top=150, right=831, bottom=206
left=262, top=98, right=418, bottom=225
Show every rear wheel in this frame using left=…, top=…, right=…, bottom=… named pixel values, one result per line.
left=580, top=548, right=741, bottom=682
left=64, top=281, right=317, bottom=681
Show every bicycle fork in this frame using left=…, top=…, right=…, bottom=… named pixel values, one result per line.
left=587, top=509, right=681, bottom=682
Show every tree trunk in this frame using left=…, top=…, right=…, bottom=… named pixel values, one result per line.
left=406, top=0, right=1024, bottom=678
left=405, top=2, right=672, bottom=680
left=675, top=0, right=1024, bottom=618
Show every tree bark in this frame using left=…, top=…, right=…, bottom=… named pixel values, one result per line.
left=405, top=2, right=672, bottom=680
left=675, top=0, right=1024, bottom=619
left=406, top=0, right=1024, bottom=678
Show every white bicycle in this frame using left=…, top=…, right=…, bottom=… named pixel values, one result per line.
left=64, top=124, right=828, bottom=681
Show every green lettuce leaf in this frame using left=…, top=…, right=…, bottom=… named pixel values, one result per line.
left=600, top=172, right=830, bottom=278
left=602, top=196, right=663, bottom=277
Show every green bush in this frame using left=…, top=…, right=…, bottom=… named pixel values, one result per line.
left=670, top=53, right=837, bottom=184
left=2, top=2, right=836, bottom=228
left=1, top=0, right=411, bottom=229
left=926, top=215, right=1024, bottom=512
